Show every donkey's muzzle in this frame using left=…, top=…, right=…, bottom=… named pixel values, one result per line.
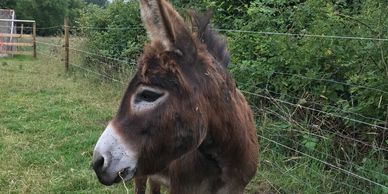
left=92, top=122, right=138, bottom=186
left=92, top=150, right=136, bottom=186
left=92, top=151, right=115, bottom=186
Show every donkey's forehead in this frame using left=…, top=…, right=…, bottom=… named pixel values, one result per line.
left=132, top=54, right=187, bottom=93
left=139, top=41, right=171, bottom=67
left=138, top=40, right=192, bottom=73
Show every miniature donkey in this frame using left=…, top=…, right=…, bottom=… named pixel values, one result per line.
left=92, top=0, right=259, bottom=193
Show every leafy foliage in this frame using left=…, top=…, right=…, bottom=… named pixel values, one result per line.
left=78, top=1, right=387, bottom=192
left=227, top=0, right=387, bottom=127
left=77, top=0, right=146, bottom=75
left=78, top=0, right=388, bottom=137
left=1, top=0, right=85, bottom=36
left=0, top=0, right=16, bottom=9
left=85, top=0, right=108, bottom=7
left=79, top=0, right=387, bottom=130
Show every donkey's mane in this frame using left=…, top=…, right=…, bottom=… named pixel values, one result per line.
left=190, top=11, right=230, bottom=68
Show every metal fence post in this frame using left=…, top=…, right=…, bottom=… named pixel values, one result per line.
left=64, top=17, right=69, bottom=71
left=33, top=22, right=36, bottom=58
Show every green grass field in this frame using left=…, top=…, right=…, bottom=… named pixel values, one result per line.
left=0, top=55, right=135, bottom=193
left=0, top=51, right=386, bottom=193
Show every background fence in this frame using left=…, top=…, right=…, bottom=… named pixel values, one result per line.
left=0, top=17, right=36, bottom=57
left=33, top=21, right=388, bottom=193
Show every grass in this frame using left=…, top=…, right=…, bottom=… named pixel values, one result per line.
left=1, top=46, right=387, bottom=193
left=0, top=55, right=133, bottom=193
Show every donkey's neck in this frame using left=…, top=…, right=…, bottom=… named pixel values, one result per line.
left=197, top=87, right=258, bottom=186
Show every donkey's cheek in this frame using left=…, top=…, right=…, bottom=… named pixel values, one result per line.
left=173, top=133, right=195, bottom=155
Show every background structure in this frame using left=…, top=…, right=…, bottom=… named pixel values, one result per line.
left=0, top=9, right=16, bottom=57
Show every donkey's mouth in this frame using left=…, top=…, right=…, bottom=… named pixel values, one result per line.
left=115, top=167, right=136, bottom=183
left=96, top=167, right=136, bottom=186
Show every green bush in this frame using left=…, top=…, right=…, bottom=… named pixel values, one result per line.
left=77, top=0, right=146, bottom=75
left=79, top=0, right=387, bottom=149
left=78, top=1, right=387, bottom=192
left=224, top=0, right=388, bottom=129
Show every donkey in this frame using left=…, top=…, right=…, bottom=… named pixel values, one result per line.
left=92, top=0, right=259, bottom=193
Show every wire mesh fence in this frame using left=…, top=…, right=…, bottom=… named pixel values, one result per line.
left=34, top=24, right=387, bottom=193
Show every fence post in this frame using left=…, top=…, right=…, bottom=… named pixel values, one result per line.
left=32, top=22, right=36, bottom=58
left=64, top=17, right=70, bottom=71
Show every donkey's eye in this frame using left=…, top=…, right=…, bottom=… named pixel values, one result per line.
left=131, top=86, right=168, bottom=112
left=136, top=90, right=164, bottom=103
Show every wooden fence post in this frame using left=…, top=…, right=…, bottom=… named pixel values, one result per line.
left=32, top=22, right=36, bottom=58
left=64, top=17, right=70, bottom=71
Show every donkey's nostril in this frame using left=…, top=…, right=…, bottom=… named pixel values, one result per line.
left=95, top=157, right=104, bottom=169
left=92, top=152, right=108, bottom=173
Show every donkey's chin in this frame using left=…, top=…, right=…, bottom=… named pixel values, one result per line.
left=96, top=167, right=136, bottom=186
left=118, top=167, right=136, bottom=181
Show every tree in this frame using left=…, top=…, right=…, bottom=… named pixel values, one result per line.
left=0, top=0, right=16, bottom=9
left=85, top=0, right=108, bottom=7
left=2, top=0, right=85, bottom=36
left=78, top=0, right=146, bottom=74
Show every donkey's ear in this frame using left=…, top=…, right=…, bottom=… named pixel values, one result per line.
left=139, top=0, right=196, bottom=56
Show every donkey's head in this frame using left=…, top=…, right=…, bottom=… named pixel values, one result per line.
left=92, top=0, right=232, bottom=185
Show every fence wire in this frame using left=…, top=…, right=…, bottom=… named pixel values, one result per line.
left=34, top=25, right=388, bottom=192
left=242, top=90, right=388, bottom=131
left=217, top=29, right=388, bottom=42
left=260, top=122, right=387, bottom=176
left=259, top=135, right=387, bottom=189
left=256, top=106, right=388, bottom=152
left=23, top=23, right=388, bottom=42
left=271, top=71, right=388, bottom=94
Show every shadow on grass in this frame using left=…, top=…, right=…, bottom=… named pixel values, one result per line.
left=0, top=55, right=35, bottom=63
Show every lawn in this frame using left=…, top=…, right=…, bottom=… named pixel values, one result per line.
left=0, top=55, right=133, bottom=193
